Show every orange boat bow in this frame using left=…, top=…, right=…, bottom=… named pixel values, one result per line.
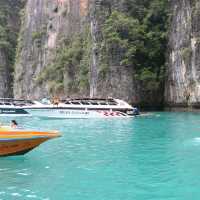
left=0, top=127, right=61, bottom=156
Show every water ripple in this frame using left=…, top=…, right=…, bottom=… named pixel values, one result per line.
left=0, top=113, right=199, bottom=199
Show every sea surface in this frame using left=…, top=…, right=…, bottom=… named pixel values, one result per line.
left=0, top=112, right=200, bottom=200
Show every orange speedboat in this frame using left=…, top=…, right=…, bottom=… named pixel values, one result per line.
left=0, top=126, right=60, bottom=156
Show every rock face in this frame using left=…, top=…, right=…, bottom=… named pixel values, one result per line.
left=89, top=0, right=139, bottom=103
left=14, top=0, right=68, bottom=99
left=0, top=0, right=22, bottom=97
left=0, top=50, right=12, bottom=97
left=165, top=0, right=200, bottom=108
left=13, top=0, right=140, bottom=103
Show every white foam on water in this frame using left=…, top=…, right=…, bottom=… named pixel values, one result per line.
left=0, top=191, right=5, bottom=195
left=21, top=189, right=30, bottom=192
left=194, top=137, right=200, bottom=141
left=26, top=194, right=37, bottom=198
left=0, top=168, right=9, bottom=171
left=11, top=193, right=22, bottom=197
left=187, top=137, right=200, bottom=146
left=17, top=172, right=30, bottom=176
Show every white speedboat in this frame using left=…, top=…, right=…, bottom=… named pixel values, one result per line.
left=0, top=98, right=137, bottom=118
left=0, top=99, right=31, bottom=116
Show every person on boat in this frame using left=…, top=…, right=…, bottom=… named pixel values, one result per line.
left=52, top=96, right=60, bottom=106
left=11, top=120, right=18, bottom=129
left=133, top=107, right=140, bottom=116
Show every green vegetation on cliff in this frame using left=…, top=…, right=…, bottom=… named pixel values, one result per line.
left=0, top=1, right=22, bottom=67
left=0, top=0, right=23, bottom=97
left=102, top=0, right=169, bottom=97
left=37, top=27, right=91, bottom=95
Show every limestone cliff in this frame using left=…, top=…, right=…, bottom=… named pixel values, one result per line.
left=14, top=0, right=89, bottom=99
left=0, top=0, right=22, bottom=97
left=89, top=0, right=140, bottom=103
left=165, top=0, right=200, bottom=108
left=13, top=0, right=140, bottom=103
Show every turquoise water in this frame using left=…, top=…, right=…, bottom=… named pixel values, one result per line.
left=0, top=112, right=200, bottom=199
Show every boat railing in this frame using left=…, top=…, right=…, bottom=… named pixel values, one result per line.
left=63, top=100, right=118, bottom=106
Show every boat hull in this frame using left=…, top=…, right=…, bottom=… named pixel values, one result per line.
left=0, top=129, right=60, bottom=156
left=0, top=108, right=30, bottom=117
left=26, top=109, right=132, bottom=119
left=0, top=137, right=49, bottom=156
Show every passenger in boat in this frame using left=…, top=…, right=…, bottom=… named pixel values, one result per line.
left=52, top=96, right=60, bottom=106
left=133, top=107, right=140, bottom=116
left=11, top=120, right=18, bottom=129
